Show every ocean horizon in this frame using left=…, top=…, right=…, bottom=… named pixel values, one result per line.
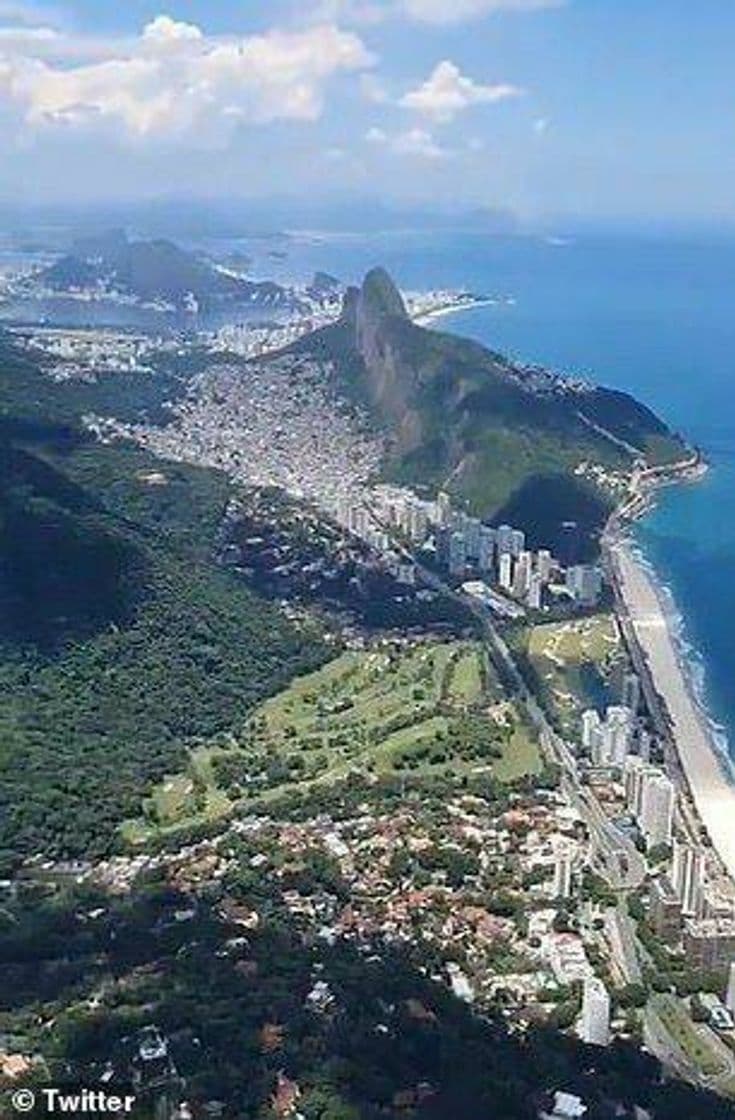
left=249, top=227, right=735, bottom=777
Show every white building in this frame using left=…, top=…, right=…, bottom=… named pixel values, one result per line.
left=542, top=1091, right=588, bottom=1120
left=464, top=517, right=482, bottom=560
left=478, top=527, right=496, bottom=571
left=639, top=770, right=675, bottom=849
left=580, top=977, right=610, bottom=1047
left=510, top=528, right=526, bottom=558
left=566, top=565, right=603, bottom=607
left=409, top=503, right=429, bottom=542
left=553, top=847, right=573, bottom=900
left=671, top=840, right=705, bottom=918
left=436, top=490, right=452, bottom=528
left=725, top=961, right=735, bottom=1014
left=622, top=671, right=641, bottom=714
left=496, top=524, right=514, bottom=556
left=637, top=728, right=652, bottom=763
left=448, top=531, right=467, bottom=577
left=586, top=705, right=633, bottom=767
left=605, top=705, right=634, bottom=767
left=623, top=755, right=647, bottom=816
left=536, top=549, right=553, bottom=583
left=513, top=550, right=533, bottom=598
left=499, top=552, right=513, bottom=591
left=527, top=573, right=543, bottom=610
left=581, top=709, right=601, bottom=751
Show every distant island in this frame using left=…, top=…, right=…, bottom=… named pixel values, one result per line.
left=2, top=266, right=730, bottom=1120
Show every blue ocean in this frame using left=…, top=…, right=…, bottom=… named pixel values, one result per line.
left=252, top=228, right=735, bottom=767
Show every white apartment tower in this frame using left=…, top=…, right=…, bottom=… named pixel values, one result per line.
left=536, top=549, right=553, bottom=583
left=499, top=552, right=513, bottom=591
left=580, top=977, right=611, bottom=1047
left=581, top=709, right=601, bottom=751
left=639, top=771, right=675, bottom=848
left=513, top=550, right=533, bottom=598
left=496, top=524, right=514, bottom=556
left=478, top=527, right=496, bottom=572
left=671, top=840, right=705, bottom=918
left=624, top=756, right=647, bottom=816
left=436, top=490, right=452, bottom=528
left=510, top=528, right=526, bottom=558
left=605, top=705, right=634, bottom=767
left=553, top=848, right=573, bottom=900
left=527, top=573, right=543, bottom=611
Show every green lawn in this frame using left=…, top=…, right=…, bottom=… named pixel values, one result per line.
left=651, top=995, right=727, bottom=1078
left=448, top=648, right=485, bottom=705
left=523, top=613, right=622, bottom=737
left=124, top=639, right=542, bottom=844
left=492, top=722, right=543, bottom=782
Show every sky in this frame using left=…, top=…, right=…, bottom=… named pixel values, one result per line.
left=0, top=0, right=733, bottom=227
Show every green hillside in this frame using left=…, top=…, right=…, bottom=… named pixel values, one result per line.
left=298, top=269, right=686, bottom=556
left=0, top=340, right=327, bottom=867
left=41, top=229, right=292, bottom=309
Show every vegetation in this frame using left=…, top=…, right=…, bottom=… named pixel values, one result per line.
left=129, top=640, right=542, bottom=842
left=512, top=613, right=623, bottom=738
left=651, top=994, right=727, bottom=1078
left=301, top=269, right=687, bottom=558
left=1, top=878, right=732, bottom=1120
left=41, top=228, right=290, bottom=310
left=0, top=340, right=327, bottom=867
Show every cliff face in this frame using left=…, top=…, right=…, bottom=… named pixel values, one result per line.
left=294, top=268, right=686, bottom=556
left=348, top=269, right=419, bottom=433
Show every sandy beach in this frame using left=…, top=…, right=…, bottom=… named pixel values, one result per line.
left=611, top=538, right=735, bottom=880
left=413, top=297, right=498, bottom=327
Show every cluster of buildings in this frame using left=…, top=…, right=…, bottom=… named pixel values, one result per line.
left=204, top=302, right=343, bottom=358
left=649, top=834, right=735, bottom=970
left=9, top=326, right=183, bottom=381
left=579, top=682, right=735, bottom=981
left=40, top=777, right=627, bottom=1048
left=89, top=353, right=385, bottom=512
left=577, top=670, right=735, bottom=988
left=203, top=287, right=484, bottom=360
left=623, top=756, right=675, bottom=850
left=403, top=289, right=489, bottom=322
left=335, top=485, right=603, bottom=618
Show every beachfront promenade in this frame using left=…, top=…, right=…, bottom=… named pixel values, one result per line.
left=609, top=539, right=735, bottom=881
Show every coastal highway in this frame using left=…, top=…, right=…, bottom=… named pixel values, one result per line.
left=391, top=536, right=647, bottom=892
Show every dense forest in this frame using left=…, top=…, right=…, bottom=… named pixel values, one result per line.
left=0, top=338, right=328, bottom=867
left=1, top=869, right=730, bottom=1120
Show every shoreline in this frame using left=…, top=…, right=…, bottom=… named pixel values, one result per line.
left=606, top=463, right=735, bottom=880
left=412, top=296, right=500, bottom=326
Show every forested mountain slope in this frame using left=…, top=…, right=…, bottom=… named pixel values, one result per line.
left=0, top=339, right=326, bottom=867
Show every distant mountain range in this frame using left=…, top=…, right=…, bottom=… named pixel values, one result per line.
left=39, top=229, right=294, bottom=310
left=296, top=268, right=686, bottom=557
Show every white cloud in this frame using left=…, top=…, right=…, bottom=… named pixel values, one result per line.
left=533, top=115, right=549, bottom=133
left=366, top=123, right=447, bottom=159
left=401, top=60, right=521, bottom=122
left=0, top=16, right=373, bottom=141
left=141, top=15, right=203, bottom=48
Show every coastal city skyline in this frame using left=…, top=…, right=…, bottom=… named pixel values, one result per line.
left=2, top=5, right=735, bottom=1119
